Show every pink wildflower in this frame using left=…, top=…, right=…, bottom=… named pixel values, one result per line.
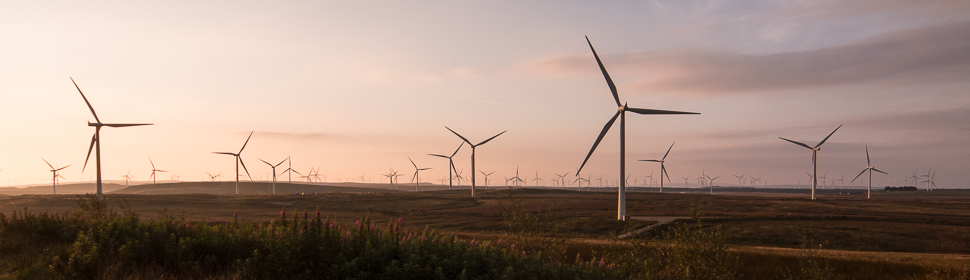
left=598, top=259, right=606, bottom=267
left=281, top=209, right=285, bottom=217
left=497, top=238, right=502, bottom=244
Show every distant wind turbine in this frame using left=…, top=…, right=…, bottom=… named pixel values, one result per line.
left=259, top=157, right=288, bottom=194
left=922, top=171, right=937, bottom=191
left=408, top=157, right=431, bottom=191
left=779, top=124, right=842, bottom=200
left=147, top=157, right=167, bottom=184
left=706, top=175, right=720, bottom=194
left=72, top=77, right=153, bottom=198
left=850, top=146, right=888, bottom=199
left=445, top=126, right=506, bottom=197
left=639, top=142, right=675, bottom=193
left=429, top=142, right=463, bottom=190
left=480, top=170, right=495, bottom=188
left=508, top=166, right=525, bottom=187
left=212, top=131, right=254, bottom=195
left=120, top=170, right=131, bottom=187
left=733, top=173, right=746, bottom=188
left=532, top=171, right=544, bottom=187
left=576, top=37, right=699, bottom=220
left=42, top=158, right=70, bottom=194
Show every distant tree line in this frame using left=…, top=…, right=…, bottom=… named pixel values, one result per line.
left=885, top=186, right=918, bottom=191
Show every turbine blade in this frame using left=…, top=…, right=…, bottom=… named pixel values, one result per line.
left=585, top=36, right=621, bottom=107
left=83, top=133, right=97, bottom=172
left=779, top=137, right=813, bottom=149
left=873, top=168, right=888, bottom=175
left=866, top=145, right=871, bottom=166
left=662, top=164, right=670, bottom=182
left=239, top=131, right=254, bottom=153
left=71, top=77, right=101, bottom=123
left=276, top=158, right=287, bottom=167
left=409, top=157, right=417, bottom=168
left=213, top=152, right=235, bottom=155
left=639, top=159, right=661, bottom=162
left=102, top=123, right=153, bottom=127
left=56, top=165, right=71, bottom=171
left=626, top=107, right=700, bottom=115
left=577, top=110, right=621, bottom=175
left=42, top=158, right=54, bottom=169
left=445, top=126, right=472, bottom=145
left=476, top=130, right=507, bottom=146
left=428, top=154, right=449, bottom=158
left=850, top=169, right=867, bottom=183
left=149, top=157, right=155, bottom=169
left=815, top=124, right=843, bottom=148
left=451, top=142, right=463, bottom=157
left=663, top=142, right=675, bottom=160
left=259, top=158, right=271, bottom=166
left=239, top=157, right=252, bottom=180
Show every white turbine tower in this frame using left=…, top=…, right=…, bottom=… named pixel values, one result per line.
left=779, top=124, right=842, bottom=200
left=429, top=142, right=463, bottom=190
left=42, top=158, right=70, bottom=195
left=408, top=157, right=431, bottom=191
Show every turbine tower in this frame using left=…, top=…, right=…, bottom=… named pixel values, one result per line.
left=850, top=145, right=888, bottom=199
left=779, top=124, right=842, bottom=200
left=445, top=126, right=506, bottom=197
left=922, top=171, right=937, bottom=191
left=408, top=157, right=431, bottom=191
left=120, top=170, right=131, bottom=187
left=212, top=131, right=254, bottom=195
left=259, top=157, right=288, bottom=194
left=639, top=142, right=675, bottom=193
left=480, top=170, right=495, bottom=188
left=42, top=158, right=70, bottom=194
left=575, top=37, right=699, bottom=221
left=148, top=157, right=167, bottom=184
left=72, top=77, right=153, bottom=198
left=429, top=142, right=463, bottom=190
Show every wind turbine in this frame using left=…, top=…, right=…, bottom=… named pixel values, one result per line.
left=429, top=142, right=463, bottom=190
left=259, top=157, right=288, bottom=194
left=278, top=155, right=301, bottom=184
left=639, top=142, right=675, bottom=193
left=779, top=124, right=842, bottom=200
left=445, top=126, right=506, bottom=197
left=408, top=157, right=431, bottom=191
left=120, top=170, right=131, bottom=187
left=147, top=157, right=167, bottom=184
left=576, top=37, right=699, bottom=220
left=922, top=171, right=937, bottom=191
left=682, top=175, right=690, bottom=188
left=849, top=146, right=887, bottom=199
left=212, top=131, right=254, bottom=195
left=532, top=171, right=544, bottom=187
left=72, top=77, right=153, bottom=198
left=733, top=173, right=746, bottom=188
left=706, top=174, right=720, bottom=194
left=508, top=166, right=525, bottom=187
left=205, top=172, right=221, bottom=182
left=42, top=158, right=70, bottom=194
left=480, top=170, right=495, bottom=188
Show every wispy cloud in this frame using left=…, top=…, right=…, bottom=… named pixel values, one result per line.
left=523, top=20, right=970, bottom=94
left=256, top=131, right=329, bottom=140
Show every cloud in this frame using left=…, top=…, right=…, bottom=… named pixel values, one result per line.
left=849, top=105, right=970, bottom=132
left=522, top=20, right=970, bottom=94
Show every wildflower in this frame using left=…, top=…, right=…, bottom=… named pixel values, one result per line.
left=598, top=259, right=606, bottom=268
left=280, top=209, right=286, bottom=217
left=315, top=210, right=320, bottom=218
left=369, top=225, right=375, bottom=231
left=233, top=212, right=237, bottom=218
left=497, top=238, right=502, bottom=244
left=302, top=211, right=307, bottom=219
left=397, top=217, right=402, bottom=224
left=355, top=220, right=360, bottom=227
left=511, top=243, right=515, bottom=249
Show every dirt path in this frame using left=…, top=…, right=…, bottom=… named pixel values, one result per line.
left=618, top=216, right=690, bottom=238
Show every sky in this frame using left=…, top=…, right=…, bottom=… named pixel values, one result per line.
left=2, top=0, right=968, bottom=189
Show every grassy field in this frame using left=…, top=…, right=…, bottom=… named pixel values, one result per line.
left=1, top=182, right=968, bottom=279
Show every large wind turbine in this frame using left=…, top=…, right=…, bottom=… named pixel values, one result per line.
left=850, top=145, right=888, bottom=199
left=779, top=124, right=842, bottom=200
left=575, top=37, right=699, bottom=221
left=212, top=131, right=254, bottom=195
left=259, top=157, right=288, bottom=194
left=72, top=78, right=153, bottom=198
left=408, top=157, right=431, bottom=191
left=639, top=142, right=675, bottom=193
left=429, top=142, right=463, bottom=190
left=147, top=157, right=167, bottom=184
left=445, top=126, right=506, bottom=197
left=42, top=158, right=70, bottom=194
